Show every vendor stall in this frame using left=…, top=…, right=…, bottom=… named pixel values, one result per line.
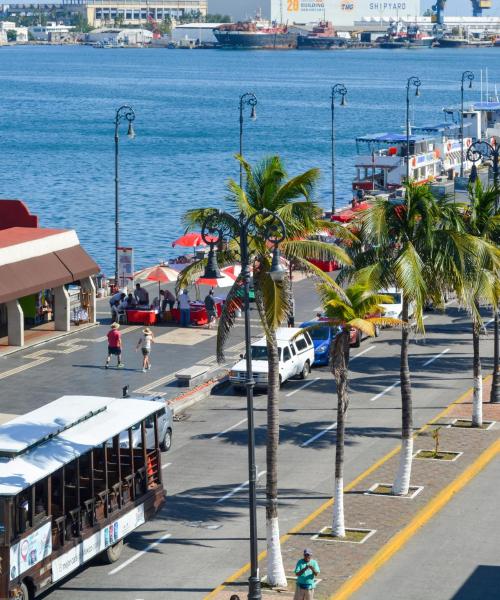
left=171, top=300, right=223, bottom=326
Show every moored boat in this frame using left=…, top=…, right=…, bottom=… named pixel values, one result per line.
left=297, top=21, right=347, bottom=49
left=214, top=18, right=297, bottom=49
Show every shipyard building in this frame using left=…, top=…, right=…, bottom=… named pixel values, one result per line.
left=270, top=0, right=421, bottom=27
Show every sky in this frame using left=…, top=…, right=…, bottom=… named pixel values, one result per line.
left=208, top=0, right=500, bottom=20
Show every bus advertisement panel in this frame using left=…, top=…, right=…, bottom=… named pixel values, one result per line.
left=9, top=521, right=52, bottom=581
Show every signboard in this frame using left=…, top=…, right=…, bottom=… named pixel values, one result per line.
left=117, top=247, right=134, bottom=289
left=51, top=503, right=145, bottom=583
left=271, top=0, right=421, bottom=26
left=10, top=521, right=52, bottom=581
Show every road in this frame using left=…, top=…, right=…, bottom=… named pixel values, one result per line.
left=0, top=279, right=482, bottom=599
left=350, top=454, right=500, bottom=600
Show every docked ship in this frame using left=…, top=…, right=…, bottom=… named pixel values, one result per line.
left=437, top=28, right=493, bottom=47
left=213, top=18, right=298, bottom=49
left=378, top=21, right=433, bottom=48
left=297, top=21, right=347, bottom=49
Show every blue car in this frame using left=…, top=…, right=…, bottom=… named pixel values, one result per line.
left=300, top=321, right=341, bottom=366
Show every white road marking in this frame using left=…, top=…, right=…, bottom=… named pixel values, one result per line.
left=301, top=422, right=337, bottom=447
left=422, top=348, right=450, bottom=367
left=215, top=470, right=266, bottom=504
left=351, top=345, right=375, bottom=360
left=286, top=377, right=320, bottom=398
left=0, top=357, right=53, bottom=381
left=369, top=380, right=400, bottom=402
left=108, top=532, right=172, bottom=575
left=211, top=418, right=248, bottom=440
left=161, top=462, right=172, bottom=470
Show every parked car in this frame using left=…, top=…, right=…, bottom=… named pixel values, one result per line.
left=378, top=288, right=414, bottom=320
left=229, top=328, right=315, bottom=390
left=300, top=319, right=366, bottom=366
left=118, top=394, right=173, bottom=451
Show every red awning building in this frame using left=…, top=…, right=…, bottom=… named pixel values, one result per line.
left=0, top=200, right=99, bottom=351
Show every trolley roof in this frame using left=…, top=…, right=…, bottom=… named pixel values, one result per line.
left=0, top=395, right=163, bottom=496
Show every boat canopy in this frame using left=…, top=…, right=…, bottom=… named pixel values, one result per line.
left=412, top=122, right=465, bottom=133
left=473, top=102, right=500, bottom=111
left=356, top=132, right=431, bottom=144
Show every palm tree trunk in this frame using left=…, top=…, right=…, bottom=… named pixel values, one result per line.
left=331, top=329, right=350, bottom=537
left=393, top=298, right=413, bottom=496
left=265, top=331, right=287, bottom=588
left=472, top=313, right=483, bottom=427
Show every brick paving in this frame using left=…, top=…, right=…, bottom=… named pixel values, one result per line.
left=214, top=378, right=500, bottom=600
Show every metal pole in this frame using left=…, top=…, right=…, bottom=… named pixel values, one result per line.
left=239, top=97, right=244, bottom=189
left=460, top=78, right=465, bottom=178
left=240, top=219, right=261, bottom=600
left=491, top=149, right=499, bottom=403
left=406, top=84, right=410, bottom=183
left=114, top=122, right=120, bottom=287
left=331, top=92, right=335, bottom=215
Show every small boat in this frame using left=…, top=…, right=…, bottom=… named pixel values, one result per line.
left=297, top=21, right=347, bottom=49
left=437, top=29, right=493, bottom=47
left=214, top=14, right=297, bottom=49
left=378, top=21, right=434, bottom=48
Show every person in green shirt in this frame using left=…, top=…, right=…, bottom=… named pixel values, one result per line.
left=294, top=548, right=320, bottom=600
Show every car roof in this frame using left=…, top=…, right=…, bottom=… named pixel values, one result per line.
left=253, top=327, right=307, bottom=347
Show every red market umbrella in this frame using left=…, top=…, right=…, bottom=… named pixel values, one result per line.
left=135, top=264, right=180, bottom=300
left=196, top=270, right=238, bottom=289
left=172, top=232, right=217, bottom=248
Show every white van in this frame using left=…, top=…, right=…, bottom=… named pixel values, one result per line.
left=229, top=328, right=315, bottom=390
left=378, top=287, right=415, bottom=320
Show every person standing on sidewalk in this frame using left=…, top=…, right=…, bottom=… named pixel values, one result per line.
left=204, top=289, right=217, bottom=329
left=293, top=549, right=320, bottom=600
left=179, top=289, right=191, bottom=327
left=136, top=327, right=154, bottom=372
left=105, top=323, right=124, bottom=369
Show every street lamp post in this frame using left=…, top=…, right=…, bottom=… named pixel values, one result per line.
left=239, top=92, right=258, bottom=188
left=460, top=71, right=474, bottom=178
left=331, top=83, right=347, bottom=216
left=467, top=140, right=499, bottom=403
left=201, top=209, right=286, bottom=600
left=406, top=76, right=421, bottom=183
left=114, top=105, right=136, bottom=287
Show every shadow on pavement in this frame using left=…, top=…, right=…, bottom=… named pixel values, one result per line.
left=450, top=565, right=500, bottom=600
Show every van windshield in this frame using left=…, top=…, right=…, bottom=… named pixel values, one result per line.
left=384, top=293, right=402, bottom=304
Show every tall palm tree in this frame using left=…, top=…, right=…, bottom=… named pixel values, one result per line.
left=346, top=182, right=494, bottom=495
left=180, top=155, right=352, bottom=587
left=316, top=274, right=398, bottom=536
left=462, top=181, right=500, bottom=425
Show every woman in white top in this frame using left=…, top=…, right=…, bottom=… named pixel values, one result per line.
left=136, top=327, right=154, bottom=372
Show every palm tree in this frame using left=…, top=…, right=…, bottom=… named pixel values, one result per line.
left=316, top=274, right=398, bottom=536
left=462, top=181, right=500, bottom=425
left=180, top=155, right=352, bottom=587
left=347, top=182, right=495, bottom=495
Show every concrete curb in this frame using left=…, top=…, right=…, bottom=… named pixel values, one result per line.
left=168, top=369, right=230, bottom=415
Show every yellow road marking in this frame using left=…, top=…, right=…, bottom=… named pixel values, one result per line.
left=203, top=378, right=489, bottom=600
left=330, top=437, right=500, bottom=600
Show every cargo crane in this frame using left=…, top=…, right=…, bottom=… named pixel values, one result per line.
left=431, top=0, right=492, bottom=29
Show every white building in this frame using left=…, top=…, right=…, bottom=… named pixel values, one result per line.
left=0, top=21, right=28, bottom=42
left=85, top=27, right=153, bottom=44
left=28, top=22, right=74, bottom=41
left=270, top=0, right=421, bottom=27
left=172, top=22, right=222, bottom=44
left=0, top=29, right=6, bottom=45
left=355, top=15, right=500, bottom=32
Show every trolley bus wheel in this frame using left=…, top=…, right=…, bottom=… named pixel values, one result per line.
left=102, top=539, right=124, bottom=564
left=19, top=581, right=32, bottom=600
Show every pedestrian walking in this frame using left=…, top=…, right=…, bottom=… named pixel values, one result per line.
left=136, top=327, right=154, bottom=372
left=293, top=548, right=320, bottom=600
left=204, top=289, right=217, bottom=329
left=287, top=296, right=296, bottom=327
left=105, top=322, right=124, bottom=369
left=178, top=289, right=191, bottom=327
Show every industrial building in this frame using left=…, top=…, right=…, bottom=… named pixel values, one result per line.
left=270, top=0, right=421, bottom=27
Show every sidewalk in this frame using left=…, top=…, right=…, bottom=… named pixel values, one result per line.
left=210, top=378, right=500, bottom=600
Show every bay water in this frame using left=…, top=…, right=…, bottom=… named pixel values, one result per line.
left=0, top=45, right=499, bottom=273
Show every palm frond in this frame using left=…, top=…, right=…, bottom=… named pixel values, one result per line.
left=215, top=277, right=244, bottom=363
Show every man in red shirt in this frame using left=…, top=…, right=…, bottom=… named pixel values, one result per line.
left=105, top=322, right=124, bottom=369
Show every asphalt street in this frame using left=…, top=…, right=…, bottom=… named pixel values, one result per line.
left=0, top=278, right=495, bottom=600
left=350, top=454, right=500, bottom=600
left=0, top=281, right=492, bottom=600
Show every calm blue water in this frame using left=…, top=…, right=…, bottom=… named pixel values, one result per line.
left=0, top=45, right=499, bottom=274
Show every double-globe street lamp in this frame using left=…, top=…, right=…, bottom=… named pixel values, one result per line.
left=467, top=140, right=499, bottom=404
left=114, top=105, right=136, bottom=287
left=239, top=92, right=258, bottom=188
left=201, top=209, right=286, bottom=600
left=460, top=71, right=474, bottom=178
left=331, top=83, right=347, bottom=216
left=406, top=76, right=421, bottom=183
